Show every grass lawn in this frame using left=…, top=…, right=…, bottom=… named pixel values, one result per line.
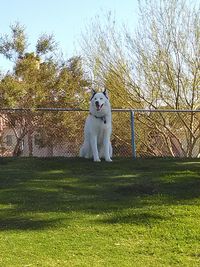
left=0, top=157, right=200, bottom=267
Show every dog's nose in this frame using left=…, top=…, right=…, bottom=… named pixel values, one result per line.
left=95, top=101, right=99, bottom=106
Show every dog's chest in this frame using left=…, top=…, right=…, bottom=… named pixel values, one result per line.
left=87, top=115, right=111, bottom=132
left=93, top=117, right=110, bottom=130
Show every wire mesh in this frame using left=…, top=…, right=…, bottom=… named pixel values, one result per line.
left=134, top=111, right=200, bottom=158
left=0, top=109, right=199, bottom=158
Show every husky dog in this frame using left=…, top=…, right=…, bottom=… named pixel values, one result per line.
left=80, top=89, right=112, bottom=162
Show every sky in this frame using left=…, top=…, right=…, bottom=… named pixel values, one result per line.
left=0, top=0, right=139, bottom=71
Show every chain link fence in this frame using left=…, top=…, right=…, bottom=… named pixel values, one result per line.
left=0, top=108, right=199, bottom=158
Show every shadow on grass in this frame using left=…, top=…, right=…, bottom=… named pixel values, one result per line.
left=96, top=212, right=167, bottom=225
left=114, top=176, right=200, bottom=200
left=0, top=215, right=62, bottom=231
left=0, top=157, right=199, bottom=230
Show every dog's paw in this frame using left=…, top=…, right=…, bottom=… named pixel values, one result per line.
left=94, top=158, right=101, bottom=162
left=105, top=158, right=112, bottom=162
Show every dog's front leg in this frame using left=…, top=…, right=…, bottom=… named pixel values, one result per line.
left=104, top=135, right=112, bottom=162
left=90, top=136, right=101, bottom=162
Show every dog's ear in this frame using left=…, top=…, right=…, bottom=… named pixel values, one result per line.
left=90, top=89, right=96, bottom=100
left=103, top=88, right=109, bottom=99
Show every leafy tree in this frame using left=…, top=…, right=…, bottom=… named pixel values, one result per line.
left=0, top=23, right=89, bottom=156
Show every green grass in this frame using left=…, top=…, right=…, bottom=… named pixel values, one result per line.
left=0, top=157, right=200, bottom=267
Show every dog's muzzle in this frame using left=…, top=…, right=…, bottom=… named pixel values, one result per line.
left=95, top=101, right=103, bottom=111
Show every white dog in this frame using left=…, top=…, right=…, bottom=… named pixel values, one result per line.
left=80, top=89, right=112, bottom=162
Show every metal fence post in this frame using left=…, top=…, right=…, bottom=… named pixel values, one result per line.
left=130, top=110, right=136, bottom=158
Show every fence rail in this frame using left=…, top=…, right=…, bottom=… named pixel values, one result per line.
left=0, top=108, right=199, bottom=158
left=1, top=108, right=200, bottom=112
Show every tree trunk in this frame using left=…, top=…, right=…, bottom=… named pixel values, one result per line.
left=28, top=131, right=33, bottom=156
left=13, top=138, right=22, bottom=157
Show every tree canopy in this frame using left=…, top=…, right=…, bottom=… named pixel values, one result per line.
left=0, top=23, right=89, bottom=156
left=0, top=22, right=89, bottom=108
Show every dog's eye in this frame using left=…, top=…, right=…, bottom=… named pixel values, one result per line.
left=100, top=98, right=103, bottom=100
left=94, top=98, right=97, bottom=100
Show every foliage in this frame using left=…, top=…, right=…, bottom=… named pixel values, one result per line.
left=0, top=22, right=26, bottom=60
left=0, top=23, right=90, bottom=156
